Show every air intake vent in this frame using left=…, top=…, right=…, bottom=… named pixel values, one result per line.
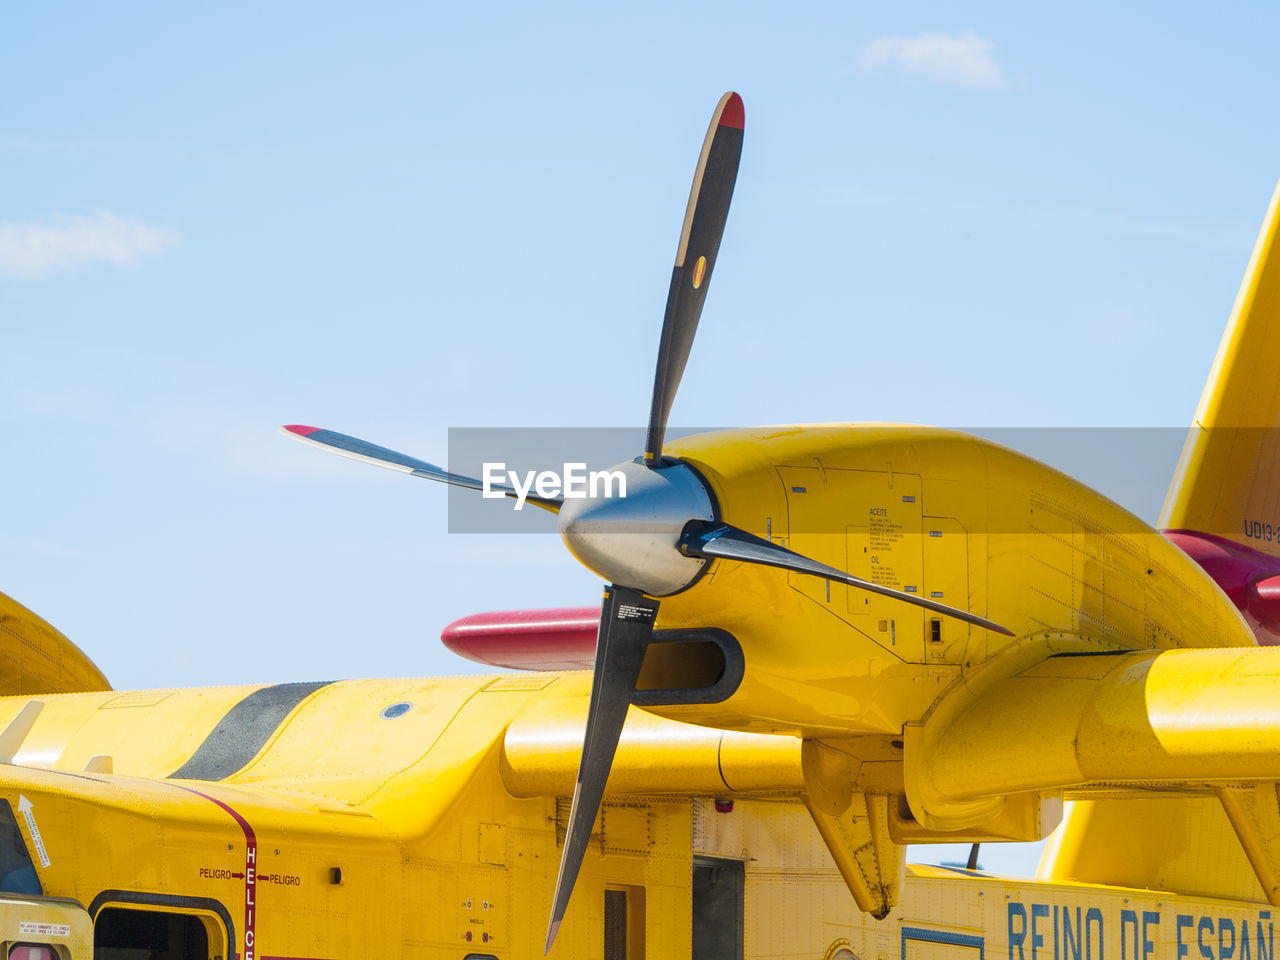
left=631, top=628, right=744, bottom=706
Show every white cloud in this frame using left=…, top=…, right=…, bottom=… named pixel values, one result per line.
left=859, top=30, right=1007, bottom=90
left=0, top=212, right=175, bottom=276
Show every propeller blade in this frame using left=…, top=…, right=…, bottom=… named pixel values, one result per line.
left=545, top=584, right=658, bottom=954
left=280, top=425, right=562, bottom=513
left=679, top=521, right=1014, bottom=636
left=643, top=91, right=745, bottom=466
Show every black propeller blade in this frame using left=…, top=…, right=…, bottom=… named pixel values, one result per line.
left=643, top=91, right=744, bottom=466
left=680, top=520, right=1014, bottom=636
left=279, top=425, right=563, bottom=513
left=545, top=585, right=658, bottom=954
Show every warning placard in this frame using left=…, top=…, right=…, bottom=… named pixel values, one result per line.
left=18, top=922, right=71, bottom=937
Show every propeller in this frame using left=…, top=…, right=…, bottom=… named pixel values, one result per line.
left=279, top=91, right=1015, bottom=953
left=279, top=424, right=562, bottom=513
left=544, top=93, right=745, bottom=951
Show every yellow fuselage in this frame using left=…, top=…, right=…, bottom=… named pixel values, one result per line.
left=0, top=671, right=1271, bottom=960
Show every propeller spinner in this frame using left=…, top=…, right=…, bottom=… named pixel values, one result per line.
left=280, top=91, right=1012, bottom=954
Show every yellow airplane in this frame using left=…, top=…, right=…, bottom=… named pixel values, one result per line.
left=4, top=90, right=1280, bottom=960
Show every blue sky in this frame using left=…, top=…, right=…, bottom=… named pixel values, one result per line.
left=4, top=2, right=1280, bottom=874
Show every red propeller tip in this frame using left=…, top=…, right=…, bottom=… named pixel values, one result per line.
left=283, top=424, right=320, bottom=436
left=719, top=92, right=745, bottom=130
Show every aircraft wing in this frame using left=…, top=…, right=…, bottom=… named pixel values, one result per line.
left=904, top=645, right=1280, bottom=902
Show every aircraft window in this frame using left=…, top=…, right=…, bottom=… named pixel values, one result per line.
left=93, top=908, right=209, bottom=960
left=381, top=701, right=412, bottom=719
left=0, top=799, right=41, bottom=896
left=9, top=946, right=57, bottom=960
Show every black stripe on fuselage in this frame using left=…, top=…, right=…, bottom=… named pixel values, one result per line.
left=168, top=681, right=331, bottom=781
